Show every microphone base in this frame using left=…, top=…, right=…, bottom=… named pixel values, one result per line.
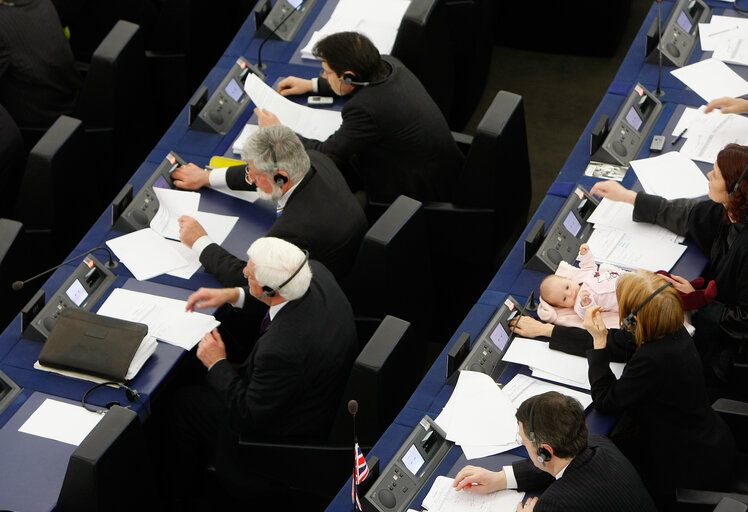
left=105, top=261, right=119, bottom=269
left=654, top=88, right=666, bottom=98
left=245, top=61, right=267, bottom=82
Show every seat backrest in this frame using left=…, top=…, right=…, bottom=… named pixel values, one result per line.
left=343, top=195, right=432, bottom=357
left=391, top=0, right=455, bottom=126
left=329, top=316, right=417, bottom=445
left=0, top=219, right=23, bottom=332
left=455, top=90, right=531, bottom=217
left=0, top=105, right=26, bottom=219
left=714, top=497, right=748, bottom=512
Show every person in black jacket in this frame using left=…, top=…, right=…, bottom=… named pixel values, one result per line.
left=588, top=143, right=748, bottom=386
left=254, top=31, right=464, bottom=204
left=453, top=392, right=656, bottom=512
left=172, top=124, right=368, bottom=285
left=165, top=236, right=358, bottom=508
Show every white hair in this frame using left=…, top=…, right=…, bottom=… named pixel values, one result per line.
left=246, top=237, right=312, bottom=301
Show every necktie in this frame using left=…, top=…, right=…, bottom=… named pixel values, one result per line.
left=276, top=204, right=283, bottom=218
left=260, top=310, right=271, bottom=333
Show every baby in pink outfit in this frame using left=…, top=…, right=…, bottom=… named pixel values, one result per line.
left=538, top=244, right=622, bottom=322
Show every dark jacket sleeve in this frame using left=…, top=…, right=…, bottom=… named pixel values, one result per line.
left=512, top=458, right=556, bottom=492
left=632, top=192, right=700, bottom=236
left=225, top=164, right=257, bottom=191
left=317, top=77, right=334, bottom=97
left=199, top=243, right=247, bottom=287
left=587, top=346, right=656, bottom=416
left=549, top=325, right=635, bottom=363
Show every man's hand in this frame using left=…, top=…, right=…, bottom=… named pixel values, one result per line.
left=580, top=289, right=592, bottom=307
left=178, top=215, right=208, bottom=249
left=255, top=107, right=281, bottom=128
left=589, top=181, right=637, bottom=204
left=705, top=97, right=748, bottom=115
left=510, top=316, right=554, bottom=338
left=197, top=329, right=227, bottom=368
left=453, top=465, right=506, bottom=494
left=518, top=497, right=538, bottom=512
left=186, top=287, right=239, bottom=312
left=277, top=76, right=314, bottom=96
left=660, top=274, right=695, bottom=294
left=583, top=306, right=608, bottom=349
left=171, top=163, right=210, bottom=190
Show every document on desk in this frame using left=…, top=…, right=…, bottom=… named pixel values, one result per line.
left=502, top=337, right=625, bottom=391
left=699, top=15, right=748, bottom=53
left=97, top=288, right=220, bottom=350
left=150, top=187, right=200, bottom=240
left=502, top=374, right=593, bottom=410
left=586, top=227, right=686, bottom=272
left=435, top=370, right=518, bottom=460
left=587, top=198, right=684, bottom=244
left=19, top=398, right=104, bottom=446
left=421, top=476, right=525, bottom=512
left=106, top=228, right=189, bottom=281
left=244, top=73, right=342, bottom=141
left=670, top=58, right=748, bottom=102
left=630, top=151, right=708, bottom=199
left=165, top=211, right=239, bottom=279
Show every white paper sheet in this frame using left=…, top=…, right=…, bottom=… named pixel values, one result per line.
left=586, top=227, right=686, bottom=272
left=502, top=374, right=593, bottom=410
left=149, top=188, right=201, bottom=240
left=244, top=73, right=342, bottom=141
left=232, top=123, right=260, bottom=155
left=96, top=288, right=220, bottom=350
left=629, top=151, right=709, bottom=199
left=19, top=399, right=104, bottom=446
left=699, top=15, right=748, bottom=52
left=670, top=58, right=748, bottom=102
left=422, top=476, right=525, bottom=512
left=587, top=198, right=684, bottom=244
left=106, top=228, right=189, bottom=281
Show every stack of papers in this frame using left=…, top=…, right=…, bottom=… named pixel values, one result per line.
left=629, top=151, right=708, bottom=199
left=244, top=73, right=342, bottom=141
left=19, top=399, right=104, bottom=446
left=435, top=371, right=518, bottom=460
left=300, top=0, right=411, bottom=60
left=421, top=476, right=524, bottom=512
left=699, top=15, right=748, bottom=65
left=670, top=58, right=748, bottom=102
left=97, top=288, right=220, bottom=350
left=232, top=123, right=259, bottom=155
left=502, top=337, right=625, bottom=391
left=671, top=106, right=748, bottom=163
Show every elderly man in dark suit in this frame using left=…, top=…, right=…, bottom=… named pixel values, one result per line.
left=255, top=31, right=464, bottom=205
left=453, top=392, right=657, bottom=512
left=172, top=124, right=368, bottom=286
left=166, top=236, right=358, bottom=508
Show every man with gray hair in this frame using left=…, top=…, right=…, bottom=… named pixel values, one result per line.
left=166, top=236, right=358, bottom=506
left=172, top=124, right=367, bottom=285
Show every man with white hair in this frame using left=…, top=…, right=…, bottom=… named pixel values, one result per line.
left=172, top=124, right=367, bottom=285
left=166, top=237, right=358, bottom=505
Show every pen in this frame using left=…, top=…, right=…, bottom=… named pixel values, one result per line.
left=671, top=127, right=687, bottom=145
left=467, top=483, right=481, bottom=489
left=709, top=26, right=739, bottom=37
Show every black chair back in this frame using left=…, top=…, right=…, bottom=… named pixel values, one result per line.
left=0, top=105, right=26, bottom=220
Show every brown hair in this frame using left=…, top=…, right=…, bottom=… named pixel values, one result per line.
left=616, top=270, right=683, bottom=345
left=313, top=31, right=387, bottom=83
left=515, top=392, right=588, bottom=458
left=716, top=143, right=748, bottom=224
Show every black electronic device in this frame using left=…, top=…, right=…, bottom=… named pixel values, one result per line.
left=363, top=415, right=452, bottom=512
left=20, top=255, right=117, bottom=342
left=448, top=296, right=524, bottom=385
left=112, top=151, right=185, bottom=233
left=590, top=83, right=663, bottom=166
left=0, top=369, right=21, bottom=416
left=190, top=57, right=252, bottom=135
left=646, top=0, right=711, bottom=68
left=524, top=186, right=599, bottom=274
left=258, top=0, right=317, bottom=42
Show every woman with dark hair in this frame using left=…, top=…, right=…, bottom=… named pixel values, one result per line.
left=582, top=270, right=734, bottom=508
left=515, top=143, right=748, bottom=388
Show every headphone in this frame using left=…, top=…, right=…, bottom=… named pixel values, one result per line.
left=527, top=401, right=552, bottom=466
left=729, top=159, right=748, bottom=199
left=259, top=249, right=310, bottom=299
left=81, top=381, right=140, bottom=414
left=341, top=72, right=389, bottom=88
left=621, top=282, right=673, bottom=331
left=268, top=142, right=288, bottom=187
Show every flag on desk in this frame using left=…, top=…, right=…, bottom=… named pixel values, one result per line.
left=352, top=442, right=370, bottom=511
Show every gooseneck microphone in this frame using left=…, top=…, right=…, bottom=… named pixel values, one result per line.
left=12, top=246, right=118, bottom=291
left=248, top=0, right=309, bottom=81
left=655, top=0, right=665, bottom=97
left=349, top=399, right=359, bottom=440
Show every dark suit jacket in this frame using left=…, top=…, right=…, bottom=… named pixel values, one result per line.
left=205, top=261, right=358, bottom=440
left=200, top=150, right=368, bottom=287
left=513, top=434, right=656, bottom=512
left=302, top=56, right=464, bottom=204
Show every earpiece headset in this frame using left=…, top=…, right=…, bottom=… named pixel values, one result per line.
left=268, top=142, right=288, bottom=187
left=259, top=249, right=310, bottom=299
left=621, top=282, right=673, bottom=331
left=81, top=381, right=140, bottom=414
left=341, top=72, right=389, bottom=88
left=729, top=159, right=748, bottom=199
left=527, top=401, right=552, bottom=466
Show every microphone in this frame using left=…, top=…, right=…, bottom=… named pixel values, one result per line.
left=12, top=246, right=118, bottom=291
left=247, top=0, right=309, bottom=81
left=655, top=0, right=665, bottom=97
left=348, top=399, right=358, bottom=439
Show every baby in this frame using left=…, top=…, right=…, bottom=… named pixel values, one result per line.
left=538, top=244, right=622, bottom=322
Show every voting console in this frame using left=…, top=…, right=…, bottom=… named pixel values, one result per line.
left=646, top=0, right=711, bottom=68
left=190, top=57, right=252, bottom=135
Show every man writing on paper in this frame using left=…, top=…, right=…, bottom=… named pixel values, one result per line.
left=453, top=392, right=656, bottom=512
left=164, top=237, right=358, bottom=508
left=254, top=31, right=464, bottom=205
left=172, top=125, right=368, bottom=285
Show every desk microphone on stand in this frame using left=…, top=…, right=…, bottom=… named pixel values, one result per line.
left=246, top=0, right=309, bottom=82
left=655, top=0, right=665, bottom=97
left=11, top=246, right=118, bottom=291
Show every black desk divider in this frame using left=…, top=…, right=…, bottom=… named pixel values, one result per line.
left=0, top=369, right=21, bottom=416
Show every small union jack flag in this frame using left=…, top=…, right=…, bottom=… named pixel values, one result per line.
left=352, top=442, right=370, bottom=511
